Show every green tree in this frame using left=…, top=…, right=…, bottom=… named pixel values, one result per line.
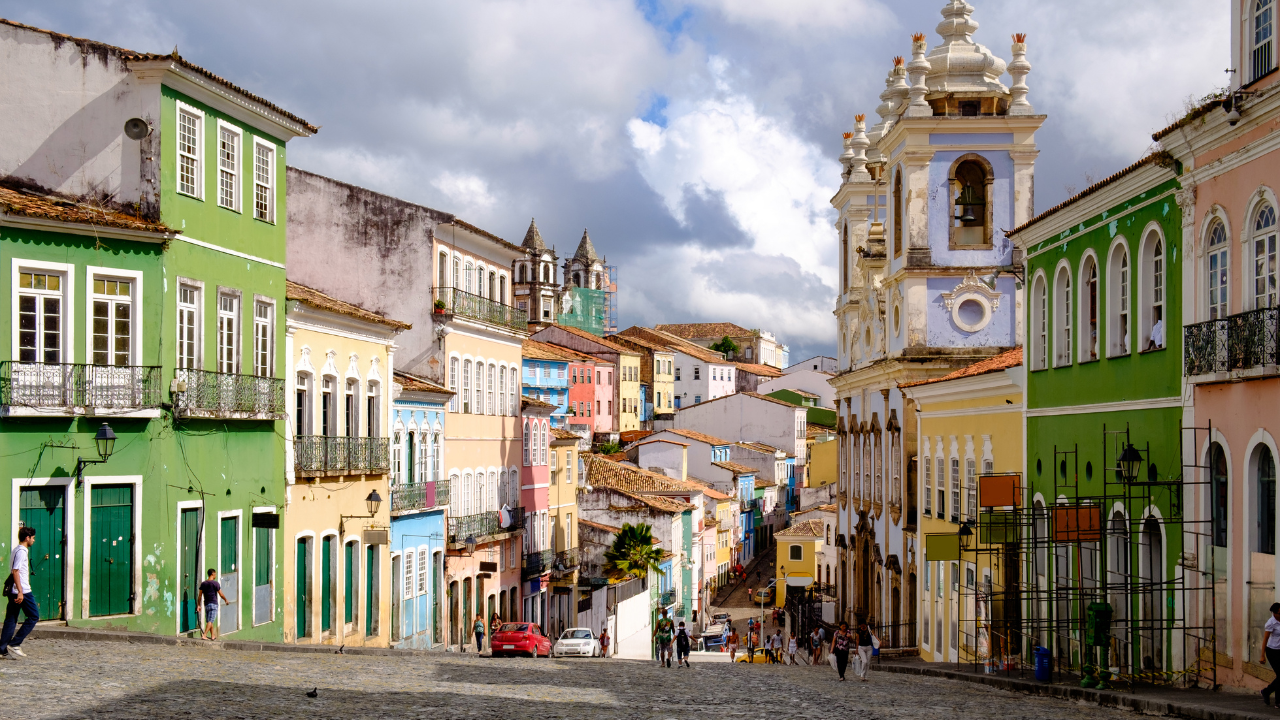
left=603, top=523, right=665, bottom=581
left=709, top=335, right=740, bottom=357
left=596, top=441, right=623, bottom=455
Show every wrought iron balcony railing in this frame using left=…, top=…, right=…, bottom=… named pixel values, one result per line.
left=294, top=436, right=390, bottom=476
left=433, top=287, right=528, bottom=332
left=522, top=549, right=555, bottom=579
left=447, top=506, right=525, bottom=544
left=1185, top=307, right=1279, bottom=376
left=391, top=482, right=446, bottom=514
left=0, top=362, right=162, bottom=412
left=659, top=589, right=676, bottom=607
left=174, top=368, right=285, bottom=418
left=553, top=547, right=580, bottom=573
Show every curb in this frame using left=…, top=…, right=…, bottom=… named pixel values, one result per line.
left=874, top=662, right=1273, bottom=720
left=28, top=625, right=430, bottom=658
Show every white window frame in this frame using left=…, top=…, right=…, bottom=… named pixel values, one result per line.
left=86, top=266, right=143, bottom=367
left=1030, top=272, right=1047, bottom=370
left=1106, top=242, right=1131, bottom=356
left=1053, top=264, right=1073, bottom=367
left=1253, top=203, right=1277, bottom=309
left=449, top=356, right=460, bottom=412
left=1255, top=0, right=1276, bottom=83
left=176, top=101, right=204, bottom=200
left=252, top=138, right=276, bottom=223
left=12, top=259, right=75, bottom=364
left=216, top=119, right=243, bottom=212
left=177, top=278, right=204, bottom=370
left=1138, top=229, right=1166, bottom=351
left=252, top=296, right=274, bottom=378
left=216, top=289, right=241, bottom=374
left=1206, top=220, right=1230, bottom=320
left=1078, top=252, right=1099, bottom=363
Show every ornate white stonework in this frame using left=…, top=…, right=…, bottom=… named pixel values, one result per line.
left=925, top=0, right=1009, bottom=94
left=940, top=271, right=1003, bottom=333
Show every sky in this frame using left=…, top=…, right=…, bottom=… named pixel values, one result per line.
left=6, top=0, right=1228, bottom=362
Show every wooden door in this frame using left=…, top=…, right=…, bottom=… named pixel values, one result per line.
left=19, top=486, right=65, bottom=619
left=220, top=516, right=239, bottom=634
left=90, top=485, right=133, bottom=617
left=179, top=507, right=199, bottom=632
left=321, top=536, right=333, bottom=633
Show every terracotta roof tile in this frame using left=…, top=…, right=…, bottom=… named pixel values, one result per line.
left=792, top=504, right=837, bottom=517
left=776, top=518, right=825, bottom=538
left=548, top=324, right=639, bottom=355
left=0, top=183, right=172, bottom=235
left=713, top=461, right=757, bottom=476
left=654, top=322, right=753, bottom=339
left=664, top=428, right=733, bottom=447
left=807, top=423, right=835, bottom=439
left=610, top=334, right=674, bottom=353
left=678, top=391, right=802, bottom=413
left=606, top=488, right=696, bottom=514
left=616, top=326, right=727, bottom=364
left=523, top=339, right=581, bottom=362
left=736, top=441, right=780, bottom=454
left=789, top=389, right=821, bottom=399
left=578, top=518, right=621, bottom=534
left=586, top=454, right=703, bottom=497
left=1152, top=95, right=1227, bottom=141
left=394, top=370, right=451, bottom=395
left=754, top=478, right=775, bottom=489
left=287, top=280, right=411, bottom=330
left=734, top=362, right=783, bottom=378
left=618, top=430, right=655, bottom=444
left=521, top=396, right=557, bottom=410
left=684, top=476, right=732, bottom=500
left=898, top=347, right=1023, bottom=389
left=551, top=428, right=582, bottom=441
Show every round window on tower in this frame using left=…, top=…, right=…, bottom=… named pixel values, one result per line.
left=950, top=294, right=992, bottom=333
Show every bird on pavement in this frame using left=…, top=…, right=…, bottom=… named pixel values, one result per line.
left=306, top=688, right=318, bottom=698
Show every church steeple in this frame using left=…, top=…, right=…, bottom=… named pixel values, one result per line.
left=522, top=218, right=546, bottom=251
left=574, top=229, right=599, bottom=263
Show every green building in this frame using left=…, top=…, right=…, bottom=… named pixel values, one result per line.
left=1008, top=154, right=1190, bottom=679
left=1, top=23, right=314, bottom=639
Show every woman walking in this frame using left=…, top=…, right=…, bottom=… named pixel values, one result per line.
left=829, top=622, right=851, bottom=681
left=473, top=613, right=486, bottom=654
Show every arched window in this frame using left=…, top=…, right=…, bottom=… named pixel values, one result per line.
left=573, top=271, right=582, bottom=287
left=488, top=471, right=498, bottom=512
left=499, top=275, right=506, bottom=304
left=539, top=263, right=547, bottom=283
left=936, top=456, right=946, bottom=519
left=1211, top=443, right=1228, bottom=548
left=392, top=430, right=404, bottom=484
left=523, top=421, right=530, bottom=466
left=489, top=271, right=496, bottom=300
left=1081, top=255, right=1099, bottom=361
left=1031, top=274, right=1047, bottom=370
left=463, top=472, right=474, bottom=516
left=462, top=360, right=472, bottom=413
left=1254, top=0, right=1275, bottom=82
left=516, top=264, right=523, bottom=283
left=449, top=358, right=460, bottom=412
left=893, top=167, right=904, bottom=257
left=1207, top=220, right=1229, bottom=319
left=475, top=265, right=486, bottom=298
left=1259, top=445, right=1276, bottom=555
left=474, top=361, right=484, bottom=415
left=1140, top=232, right=1165, bottom=351
left=498, top=367, right=506, bottom=417
left=448, top=473, right=460, bottom=516
left=432, top=431, right=443, bottom=483
left=949, top=156, right=992, bottom=248
left=1253, top=203, right=1277, bottom=309
left=1054, top=266, right=1073, bottom=366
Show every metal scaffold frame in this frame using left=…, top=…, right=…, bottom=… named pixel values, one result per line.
left=936, top=422, right=1217, bottom=691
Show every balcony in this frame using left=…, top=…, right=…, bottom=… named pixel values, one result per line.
left=1185, top=307, right=1279, bottom=377
left=447, top=507, right=525, bottom=545
left=522, top=549, right=555, bottom=579
left=390, top=482, right=447, bottom=515
left=740, top=498, right=759, bottom=514
left=0, top=362, right=162, bottom=415
left=659, top=588, right=676, bottom=607
left=432, top=287, right=528, bottom=332
left=553, top=547, right=580, bottom=573
left=294, top=436, right=390, bottom=477
left=173, top=368, right=285, bottom=419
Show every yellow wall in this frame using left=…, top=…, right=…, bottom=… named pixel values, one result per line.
left=774, top=536, right=820, bottom=607
left=618, top=354, right=642, bottom=432
left=652, top=351, right=675, bottom=416
left=808, top=438, right=837, bottom=488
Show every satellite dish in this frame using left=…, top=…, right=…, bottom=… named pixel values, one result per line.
left=124, top=118, right=151, bottom=141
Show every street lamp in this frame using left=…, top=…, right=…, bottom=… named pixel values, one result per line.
left=465, top=535, right=478, bottom=556
left=75, top=423, right=117, bottom=487
left=958, top=522, right=974, bottom=551
left=340, top=488, right=384, bottom=534
left=1118, top=443, right=1143, bottom=482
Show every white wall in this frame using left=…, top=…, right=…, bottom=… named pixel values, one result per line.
left=675, top=394, right=807, bottom=466
left=614, top=587, right=654, bottom=659
left=758, top=369, right=837, bottom=409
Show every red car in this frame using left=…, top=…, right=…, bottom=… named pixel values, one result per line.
left=491, top=622, right=552, bottom=658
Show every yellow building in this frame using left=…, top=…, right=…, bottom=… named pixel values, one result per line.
left=612, top=333, right=677, bottom=427
left=547, top=428, right=583, bottom=638
left=617, top=352, right=642, bottom=432
left=900, top=348, right=1023, bottom=665
left=774, top=518, right=825, bottom=607
left=283, top=281, right=409, bottom=647
left=807, top=434, right=837, bottom=489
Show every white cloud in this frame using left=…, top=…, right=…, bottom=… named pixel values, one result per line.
left=681, top=0, right=894, bottom=34
left=431, top=171, right=497, bottom=216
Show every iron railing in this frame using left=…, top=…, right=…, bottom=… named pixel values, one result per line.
left=391, top=482, right=442, bottom=514
left=447, top=507, right=525, bottom=544
left=0, top=362, right=162, bottom=410
left=174, top=368, right=285, bottom=416
left=294, top=436, right=390, bottom=476
left=553, top=547, right=580, bottom=573
left=659, top=589, right=676, bottom=607
left=522, top=549, right=555, bottom=579
left=432, top=287, right=528, bottom=332
left=1185, top=308, right=1279, bottom=375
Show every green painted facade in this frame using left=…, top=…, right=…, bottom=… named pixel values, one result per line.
left=1015, top=169, right=1185, bottom=673
left=2, top=82, right=296, bottom=640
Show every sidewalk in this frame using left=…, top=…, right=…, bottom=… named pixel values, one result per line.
left=875, top=656, right=1276, bottom=720
left=25, top=623, right=425, bottom=658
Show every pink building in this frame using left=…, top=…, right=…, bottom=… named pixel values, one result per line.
left=520, top=398, right=555, bottom=624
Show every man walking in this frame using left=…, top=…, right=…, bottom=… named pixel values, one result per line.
left=599, top=627, right=610, bottom=658
left=199, top=569, right=230, bottom=640
left=1, top=527, right=39, bottom=659
left=675, top=621, right=692, bottom=668
left=769, top=628, right=784, bottom=664
left=654, top=608, right=674, bottom=668
left=1260, top=602, right=1280, bottom=705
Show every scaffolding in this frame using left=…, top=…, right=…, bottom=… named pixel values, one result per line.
left=935, top=423, right=1217, bottom=690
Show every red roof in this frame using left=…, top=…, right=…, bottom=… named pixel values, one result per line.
left=899, top=348, right=1023, bottom=389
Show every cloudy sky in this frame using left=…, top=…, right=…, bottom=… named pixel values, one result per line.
left=9, top=0, right=1226, bottom=361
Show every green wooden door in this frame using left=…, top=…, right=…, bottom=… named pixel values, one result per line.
left=219, top=516, right=239, bottom=634
left=254, top=525, right=272, bottom=626
left=321, top=536, right=333, bottom=633
left=296, top=538, right=308, bottom=638
left=18, top=486, right=65, bottom=619
left=344, top=542, right=354, bottom=625
left=89, top=485, right=133, bottom=617
left=180, top=508, right=200, bottom=632
left=365, top=545, right=375, bottom=637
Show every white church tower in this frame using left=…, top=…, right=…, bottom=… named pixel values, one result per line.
left=830, top=0, right=1043, bottom=632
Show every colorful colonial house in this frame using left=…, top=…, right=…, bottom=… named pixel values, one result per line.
left=522, top=339, right=573, bottom=426
left=1009, top=153, right=1185, bottom=678
left=520, top=397, right=555, bottom=626
left=2, top=20, right=313, bottom=640
left=1160, top=1, right=1280, bottom=690
left=530, top=325, right=637, bottom=434
left=900, top=348, right=1023, bottom=664
left=283, top=281, right=404, bottom=646
left=611, top=333, right=676, bottom=429
left=388, top=370, right=452, bottom=650
left=547, top=427, right=583, bottom=638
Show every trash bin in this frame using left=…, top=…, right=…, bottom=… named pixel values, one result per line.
left=1034, top=646, right=1052, bottom=683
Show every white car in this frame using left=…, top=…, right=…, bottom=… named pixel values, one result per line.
left=552, top=628, right=601, bottom=658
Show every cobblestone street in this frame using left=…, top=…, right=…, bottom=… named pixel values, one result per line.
left=2, top=639, right=1140, bottom=720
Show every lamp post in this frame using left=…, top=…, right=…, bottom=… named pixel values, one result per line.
left=75, top=423, right=117, bottom=487
left=1117, top=443, right=1143, bottom=482
left=339, top=489, right=383, bottom=535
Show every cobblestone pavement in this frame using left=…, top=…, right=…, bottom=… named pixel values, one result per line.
left=2, top=639, right=1140, bottom=720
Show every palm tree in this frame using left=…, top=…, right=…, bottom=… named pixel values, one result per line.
left=603, top=523, right=665, bottom=582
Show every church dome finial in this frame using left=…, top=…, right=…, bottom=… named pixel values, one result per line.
left=924, top=0, right=1008, bottom=96
left=522, top=218, right=546, bottom=251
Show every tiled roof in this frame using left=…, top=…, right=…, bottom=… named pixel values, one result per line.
left=549, top=324, right=639, bottom=355
left=684, top=476, right=732, bottom=500
left=607, top=488, right=696, bottom=514
left=664, top=428, right=733, bottom=447
left=610, top=334, right=673, bottom=353
left=1152, top=96, right=1226, bottom=141
left=578, top=518, right=621, bottom=534
left=586, top=454, right=703, bottom=496
left=807, top=423, right=835, bottom=439
left=521, top=396, right=557, bottom=410
left=1007, top=155, right=1169, bottom=237
left=617, top=326, right=726, bottom=364
left=737, top=441, right=780, bottom=455
left=776, top=518, right=825, bottom=538
left=618, top=430, right=655, bottom=445
left=754, top=478, right=775, bottom=489
left=551, top=428, right=582, bottom=442
left=523, top=339, right=581, bottom=362
left=704, top=517, right=719, bottom=528
left=788, top=389, right=821, bottom=399
left=655, top=322, right=753, bottom=340
left=792, top=504, right=837, bottom=518
left=449, top=219, right=522, bottom=253
left=635, top=439, right=689, bottom=448
left=286, top=280, right=411, bottom=330
left=734, top=362, right=783, bottom=378
left=899, top=347, right=1023, bottom=389
left=394, top=371, right=450, bottom=395
left=0, top=183, right=172, bottom=235
left=713, top=461, right=757, bottom=476
left=0, top=20, right=318, bottom=134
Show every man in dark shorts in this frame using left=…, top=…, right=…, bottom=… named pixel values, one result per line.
left=199, top=569, right=230, bottom=640
left=675, top=621, right=692, bottom=668
left=654, top=608, right=675, bottom=667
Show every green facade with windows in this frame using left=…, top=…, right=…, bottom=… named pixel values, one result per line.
left=1010, top=161, right=1186, bottom=675
left=0, top=78, right=305, bottom=640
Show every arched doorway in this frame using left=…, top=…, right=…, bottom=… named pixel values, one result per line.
left=1139, top=516, right=1164, bottom=670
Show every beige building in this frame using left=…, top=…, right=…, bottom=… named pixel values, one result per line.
left=283, top=281, right=410, bottom=647
left=612, top=333, right=676, bottom=428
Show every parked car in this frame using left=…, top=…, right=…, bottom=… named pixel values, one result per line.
left=750, top=586, right=774, bottom=604
left=711, top=612, right=732, bottom=625
left=552, top=627, right=600, bottom=658
left=700, top=623, right=729, bottom=652
left=491, top=622, right=552, bottom=658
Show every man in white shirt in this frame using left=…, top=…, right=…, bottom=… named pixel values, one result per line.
left=1260, top=601, right=1280, bottom=705
left=1, top=526, right=39, bottom=659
